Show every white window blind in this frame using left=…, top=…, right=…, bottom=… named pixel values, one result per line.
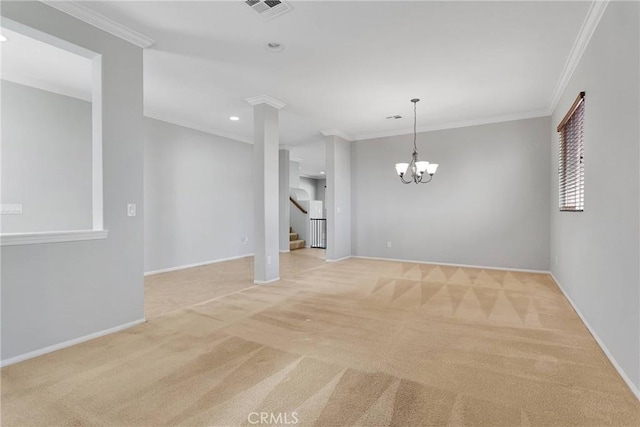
left=557, top=92, right=585, bottom=212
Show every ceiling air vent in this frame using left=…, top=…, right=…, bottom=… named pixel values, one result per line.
left=245, top=0, right=293, bottom=21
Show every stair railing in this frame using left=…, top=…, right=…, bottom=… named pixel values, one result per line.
left=289, top=196, right=307, bottom=214
left=309, top=218, right=327, bottom=249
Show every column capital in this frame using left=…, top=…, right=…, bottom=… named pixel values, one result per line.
left=246, top=95, right=286, bottom=110
left=320, top=129, right=353, bottom=141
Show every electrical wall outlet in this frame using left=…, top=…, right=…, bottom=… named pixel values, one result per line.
left=127, top=203, right=137, bottom=217
left=241, top=237, right=248, bottom=245
left=387, top=241, right=392, bottom=248
left=267, top=256, right=272, bottom=265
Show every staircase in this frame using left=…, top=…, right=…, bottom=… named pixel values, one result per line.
left=289, top=226, right=305, bottom=251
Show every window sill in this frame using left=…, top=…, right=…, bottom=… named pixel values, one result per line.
left=0, top=229, right=109, bottom=246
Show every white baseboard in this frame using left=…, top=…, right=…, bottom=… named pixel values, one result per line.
left=279, top=249, right=290, bottom=253
left=351, top=255, right=549, bottom=274
left=254, top=277, right=280, bottom=284
left=326, top=255, right=352, bottom=263
left=549, top=273, right=640, bottom=400
left=144, top=253, right=254, bottom=276
left=1, top=318, right=146, bottom=368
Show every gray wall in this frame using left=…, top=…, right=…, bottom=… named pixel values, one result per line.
left=279, top=149, right=290, bottom=252
left=352, top=117, right=551, bottom=271
left=1, top=80, right=92, bottom=233
left=144, top=118, right=253, bottom=272
left=326, top=135, right=352, bottom=261
left=289, top=160, right=300, bottom=188
left=550, top=1, right=639, bottom=391
left=299, top=177, right=317, bottom=201
left=1, top=2, right=144, bottom=361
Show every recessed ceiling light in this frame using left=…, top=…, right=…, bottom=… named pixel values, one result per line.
left=229, top=116, right=240, bottom=121
left=320, top=171, right=325, bottom=175
left=264, top=42, right=284, bottom=52
left=0, top=35, right=7, bottom=42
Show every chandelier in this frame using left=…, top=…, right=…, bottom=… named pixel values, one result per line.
left=394, top=99, right=439, bottom=184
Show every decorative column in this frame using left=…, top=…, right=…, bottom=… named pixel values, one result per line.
left=323, top=130, right=352, bottom=262
left=247, top=95, right=286, bottom=283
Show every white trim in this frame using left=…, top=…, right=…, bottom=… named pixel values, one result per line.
left=550, top=273, right=640, bottom=400
left=92, top=55, right=104, bottom=230
left=352, top=109, right=549, bottom=142
left=548, top=0, right=610, bottom=114
left=145, top=111, right=252, bottom=144
left=280, top=249, right=291, bottom=253
left=40, top=1, right=156, bottom=48
left=144, top=253, right=254, bottom=276
left=246, top=95, right=286, bottom=110
left=254, top=277, right=280, bottom=284
left=321, top=129, right=354, bottom=141
left=0, top=17, right=99, bottom=58
left=299, top=173, right=325, bottom=179
left=326, top=255, right=352, bottom=263
left=1, top=229, right=108, bottom=246
left=351, top=255, right=549, bottom=274
left=0, top=318, right=145, bottom=367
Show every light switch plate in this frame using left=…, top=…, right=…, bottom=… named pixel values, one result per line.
left=1, top=204, right=23, bottom=215
left=127, top=203, right=137, bottom=217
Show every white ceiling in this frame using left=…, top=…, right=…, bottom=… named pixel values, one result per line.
left=7, top=1, right=593, bottom=177
left=0, top=27, right=92, bottom=101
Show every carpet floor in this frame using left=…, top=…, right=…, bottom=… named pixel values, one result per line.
left=2, top=251, right=639, bottom=426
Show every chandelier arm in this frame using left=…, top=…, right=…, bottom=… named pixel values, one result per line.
left=419, top=174, right=433, bottom=184
left=399, top=174, right=413, bottom=184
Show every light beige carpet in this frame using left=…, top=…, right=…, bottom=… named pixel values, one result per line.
left=2, top=251, right=639, bottom=426
left=144, top=249, right=327, bottom=319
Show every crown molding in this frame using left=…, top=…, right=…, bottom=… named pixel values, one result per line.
left=145, top=111, right=252, bottom=144
left=320, top=129, right=354, bottom=141
left=547, top=0, right=609, bottom=114
left=40, top=1, right=156, bottom=48
left=246, top=95, right=286, bottom=109
left=352, top=109, right=550, bottom=141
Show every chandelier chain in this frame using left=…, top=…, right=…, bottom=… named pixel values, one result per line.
left=413, top=100, right=418, bottom=153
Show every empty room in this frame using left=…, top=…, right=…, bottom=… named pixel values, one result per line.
left=1, top=1, right=639, bottom=426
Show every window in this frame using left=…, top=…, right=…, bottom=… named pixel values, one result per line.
left=557, top=91, right=585, bottom=212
